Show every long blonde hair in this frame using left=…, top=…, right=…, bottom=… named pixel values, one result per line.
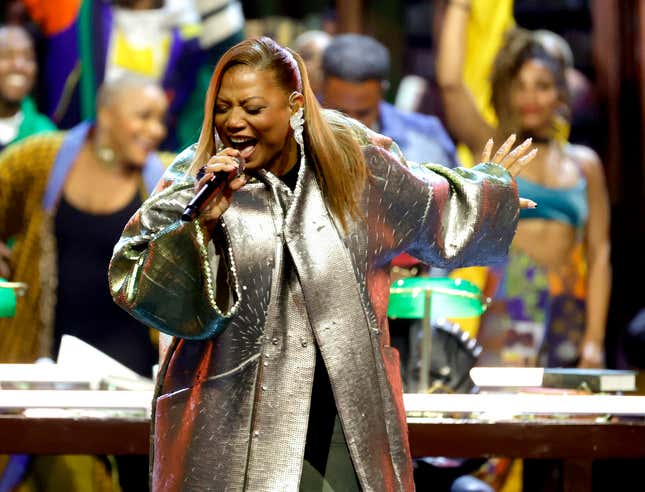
left=190, top=36, right=368, bottom=229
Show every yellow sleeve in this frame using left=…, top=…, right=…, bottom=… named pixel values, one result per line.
left=457, top=0, right=515, bottom=167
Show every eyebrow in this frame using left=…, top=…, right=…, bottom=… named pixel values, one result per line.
left=216, top=96, right=266, bottom=104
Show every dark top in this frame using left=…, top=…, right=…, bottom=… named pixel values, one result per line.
left=53, top=192, right=157, bottom=377
left=279, top=158, right=301, bottom=191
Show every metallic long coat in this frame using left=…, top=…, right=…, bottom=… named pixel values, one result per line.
left=109, top=129, right=519, bottom=491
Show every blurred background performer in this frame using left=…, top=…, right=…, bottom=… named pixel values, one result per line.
left=0, top=24, right=54, bottom=152
left=19, top=0, right=244, bottom=151
left=437, top=0, right=611, bottom=371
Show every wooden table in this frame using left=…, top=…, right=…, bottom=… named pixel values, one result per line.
left=2, top=414, right=644, bottom=492
left=2, top=414, right=644, bottom=459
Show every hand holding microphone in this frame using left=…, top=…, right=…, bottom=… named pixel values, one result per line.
left=182, top=148, right=249, bottom=225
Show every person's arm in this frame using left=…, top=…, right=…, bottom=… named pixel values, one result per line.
left=371, top=136, right=534, bottom=270
left=436, top=0, right=495, bottom=155
left=576, top=146, right=611, bottom=368
left=108, top=149, right=242, bottom=340
left=330, top=111, right=535, bottom=267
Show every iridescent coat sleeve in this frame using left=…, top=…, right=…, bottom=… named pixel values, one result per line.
left=403, top=159, right=519, bottom=267
left=333, top=108, right=519, bottom=270
left=108, top=147, right=240, bottom=339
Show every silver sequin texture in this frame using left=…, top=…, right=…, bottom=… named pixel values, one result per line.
left=109, top=114, right=519, bottom=491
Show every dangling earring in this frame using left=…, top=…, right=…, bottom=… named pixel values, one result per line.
left=290, top=106, right=305, bottom=156
left=94, top=131, right=117, bottom=167
left=96, top=145, right=116, bottom=165
left=552, top=108, right=570, bottom=143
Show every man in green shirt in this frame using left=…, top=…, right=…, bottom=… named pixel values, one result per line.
left=0, top=24, right=55, bottom=151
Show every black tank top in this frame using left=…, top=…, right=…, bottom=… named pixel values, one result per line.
left=53, top=192, right=157, bottom=377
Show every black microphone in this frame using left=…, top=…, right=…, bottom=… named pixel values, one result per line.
left=181, top=161, right=242, bottom=222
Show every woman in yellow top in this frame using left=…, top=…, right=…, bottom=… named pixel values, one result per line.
left=437, top=0, right=611, bottom=368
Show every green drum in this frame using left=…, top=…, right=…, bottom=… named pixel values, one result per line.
left=0, top=279, right=27, bottom=318
left=387, top=277, right=488, bottom=319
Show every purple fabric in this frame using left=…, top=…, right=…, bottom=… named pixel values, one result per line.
left=162, top=29, right=184, bottom=91
left=94, top=1, right=113, bottom=87
left=38, top=0, right=200, bottom=136
left=42, top=24, right=79, bottom=118
left=43, top=121, right=92, bottom=212
left=0, top=455, right=30, bottom=492
left=478, top=249, right=586, bottom=367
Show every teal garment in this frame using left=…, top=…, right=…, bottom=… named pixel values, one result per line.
left=516, top=175, right=588, bottom=228
left=15, top=97, right=57, bottom=144
left=0, top=98, right=56, bottom=152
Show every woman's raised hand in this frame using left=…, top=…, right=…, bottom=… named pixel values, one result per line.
left=482, top=134, right=538, bottom=209
left=194, top=147, right=249, bottom=231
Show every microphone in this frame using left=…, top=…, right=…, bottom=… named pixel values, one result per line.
left=181, top=159, right=243, bottom=222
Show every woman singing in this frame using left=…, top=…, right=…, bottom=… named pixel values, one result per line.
left=109, top=36, right=534, bottom=491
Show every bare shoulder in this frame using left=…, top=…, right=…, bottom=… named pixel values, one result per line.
left=564, top=143, right=603, bottom=179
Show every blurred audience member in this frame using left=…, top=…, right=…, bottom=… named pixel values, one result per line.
left=1, top=0, right=29, bottom=24
left=292, top=29, right=332, bottom=98
left=20, top=0, right=244, bottom=151
left=322, top=33, right=458, bottom=167
left=0, top=73, right=167, bottom=369
left=0, top=74, right=167, bottom=491
left=0, top=24, right=54, bottom=152
left=437, top=1, right=611, bottom=371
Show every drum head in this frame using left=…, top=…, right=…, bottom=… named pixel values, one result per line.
left=388, top=277, right=486, bottom=319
